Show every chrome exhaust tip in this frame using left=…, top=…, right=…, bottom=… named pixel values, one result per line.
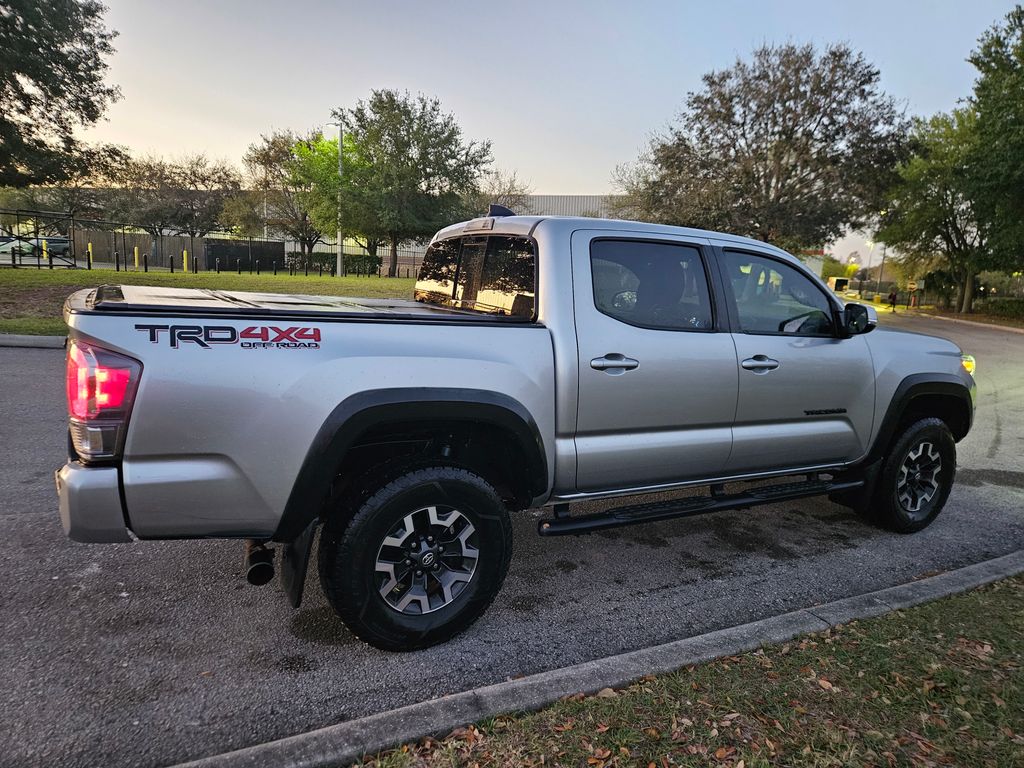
left=244, top=540, right=275, bottom=586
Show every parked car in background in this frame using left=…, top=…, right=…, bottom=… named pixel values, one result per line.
left=0, top=236, right=72, bottom=259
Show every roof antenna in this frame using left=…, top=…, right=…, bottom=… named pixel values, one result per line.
left=488, top=204, right=516, bottom=217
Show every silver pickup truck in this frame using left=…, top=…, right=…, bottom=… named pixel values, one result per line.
left=57, top=213, right=976, bottom=651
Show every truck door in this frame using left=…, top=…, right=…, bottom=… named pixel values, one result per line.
left=571, top=231, right=739, bottom=492
left=716, top=246, right=876, bottom=473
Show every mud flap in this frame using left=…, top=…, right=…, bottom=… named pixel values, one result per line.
left=829, top=459, right=882, bottom=516
left=280, top=519, right=317, bottom=608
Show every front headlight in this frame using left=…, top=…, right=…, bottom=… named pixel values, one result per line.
left=961, top=354, right=976, bottom=376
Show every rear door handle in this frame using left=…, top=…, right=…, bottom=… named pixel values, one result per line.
left=591, top=353, right=639, bottom=372
left=741, top=355, right=780, bottom=373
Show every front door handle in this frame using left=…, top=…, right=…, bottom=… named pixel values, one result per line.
left=591, top=353, right=639, bottom=372
left=741, top=355, right=780, bottom=373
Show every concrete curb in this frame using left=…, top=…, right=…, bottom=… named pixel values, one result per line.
left=917, top=313, right=1024, bottom=335
left=0, top=334, right=65, bottom=349
left=173, top=549, right=1024, bottom=768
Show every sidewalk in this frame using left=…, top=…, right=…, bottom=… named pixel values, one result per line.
left=861, top=299, right=1024, bottom=334
left=0, top=333, right=65, bottom=348
left=917, top=311, right=1024, bottom=335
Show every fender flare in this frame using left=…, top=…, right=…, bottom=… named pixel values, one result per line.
left=865, top=373, right=975, bottom=463
left=272, top=388, right=548, bottom=543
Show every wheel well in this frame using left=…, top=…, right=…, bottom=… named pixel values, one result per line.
left=333, top=419, right=540, bottom=512
left=896, top=394, right=971, bottom=442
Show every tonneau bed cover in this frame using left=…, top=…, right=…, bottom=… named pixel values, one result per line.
left=65, top=285, right=534, bottom=323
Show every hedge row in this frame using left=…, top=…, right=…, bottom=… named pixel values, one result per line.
left=286, top=251, right=383, bottom=274
left=974, top=297, right=1024, bottom=318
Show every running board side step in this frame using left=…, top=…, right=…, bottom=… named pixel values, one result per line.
left=537, top=477, right=865, bottom=536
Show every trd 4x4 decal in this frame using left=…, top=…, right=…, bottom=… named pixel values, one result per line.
left=135, top=324, right=321, bottom=349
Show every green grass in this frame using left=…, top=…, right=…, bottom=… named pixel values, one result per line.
left=0, top=267, right=416, bottom=334
left=926, top=308, right=1024, bottom=330
left=0, top=317, right=67, bottom=335
left=360, top=577, right=1024, bottom=767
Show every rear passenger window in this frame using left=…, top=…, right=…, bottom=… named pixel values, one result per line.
left=722, top=251, right=835, bottom=336
left=591, top=240, right=713, bottom=331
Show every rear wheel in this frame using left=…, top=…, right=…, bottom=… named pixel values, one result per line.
left=867, top=418, right=956, bottom=533
left=318, top=465, right=512, bottom=651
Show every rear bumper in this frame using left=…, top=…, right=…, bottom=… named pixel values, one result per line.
left=55, top=463, right=132, bottom=543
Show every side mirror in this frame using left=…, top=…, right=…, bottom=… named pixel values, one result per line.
left=844, top=302, right=877, bottom=335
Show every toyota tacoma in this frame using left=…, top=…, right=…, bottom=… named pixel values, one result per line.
left=56, top=211, right=977, bottom=651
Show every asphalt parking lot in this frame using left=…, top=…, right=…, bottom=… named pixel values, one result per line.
left=2, top=312, right=1022, bottom=768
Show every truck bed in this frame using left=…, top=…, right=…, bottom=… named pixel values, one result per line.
left=65, top=285, right=533, bottom=324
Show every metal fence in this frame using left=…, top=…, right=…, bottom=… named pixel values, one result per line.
left=0, top=208, right=426, bottom=277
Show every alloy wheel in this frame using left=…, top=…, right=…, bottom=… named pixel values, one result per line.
left=896, top=441, right=942, bottom=517
left=374, top=505, right=479, bottom=614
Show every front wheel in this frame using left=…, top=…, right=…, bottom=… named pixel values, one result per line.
left=318, top=465, right=512, bottom=651
left=868, top=418, right=957, bottom=533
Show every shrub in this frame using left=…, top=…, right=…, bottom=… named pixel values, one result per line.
left=975, top=297, right=1024, bottom=318
left=341, top=252, right=383, bottom=274
left=285, top=251, right=383, bottom=275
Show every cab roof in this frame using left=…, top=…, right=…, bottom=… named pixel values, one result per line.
left=431, top=215, right=794, bottom=262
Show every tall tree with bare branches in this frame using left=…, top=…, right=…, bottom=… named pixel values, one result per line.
left=613, top=43, right=909, bottom=251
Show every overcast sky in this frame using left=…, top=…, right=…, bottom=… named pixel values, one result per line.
left=84, top=0, right=1013, bottom=198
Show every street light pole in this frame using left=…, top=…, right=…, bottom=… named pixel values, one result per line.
left=875, top=244, right=887, bottom=296
left=331, top=120, right=344, bottom=278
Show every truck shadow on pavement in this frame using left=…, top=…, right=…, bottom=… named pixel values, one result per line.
left=956, top=468, right=1024, bottom=488
left=288, top=500, right=882, bottom=648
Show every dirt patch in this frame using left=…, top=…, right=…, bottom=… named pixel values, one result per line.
left=0, top=283, right=72, bottom=319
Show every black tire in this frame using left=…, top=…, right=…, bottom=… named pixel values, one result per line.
left=866, top=417, right=956, bottom=533
left=318, top=465, right=512, bottom=651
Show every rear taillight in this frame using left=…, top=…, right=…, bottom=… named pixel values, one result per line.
left=66, top=341, right=142, bottom=461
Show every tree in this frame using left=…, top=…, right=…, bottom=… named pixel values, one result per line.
left=967, top=5, right=1024, bottom=269
left=467, top=169, right=533, bottom=216
left=332, top=90, right=492, bottom=276
left=0, top=0, right=121, bottom=187
left=612, top=43, right=909, bottom=251
left=820, top=256, right=847, bottom=280
left=291, top=133, right=387, bottom=262
left=877, top=111, right=991, bottom=313
left=172, top=154, right=240, bottom=238
left=232, top=131, right=324, bottom=257
left=106, top=156, right=179, bottom=237
left=219, top=191, right=265, bottom=238
left=107, top=154, right=239, bottom=238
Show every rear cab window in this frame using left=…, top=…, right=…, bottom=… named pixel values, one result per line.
left=590, top=239, right=714, bottom=331
left=415, top=235, right=536, bottom=318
